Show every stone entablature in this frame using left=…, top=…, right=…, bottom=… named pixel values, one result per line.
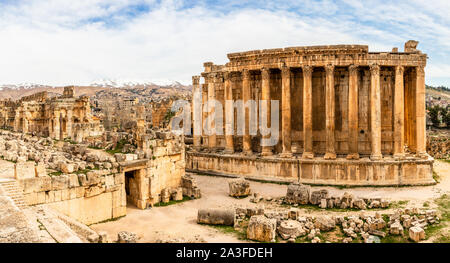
left=225, top=45, right=427, bottom=71
left=189, top=40, right=433, bottom=186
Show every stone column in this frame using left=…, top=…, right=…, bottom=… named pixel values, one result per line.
left=54, top=111, right=61, bottom=140
left=393, top=66, right=405, bottom=158
left=224, top=72, right=234, bottom=154
left=416, top=66, right=427, bottom=158
left=370, top=64, right=382, bottom=160
left=192, top=76, right=202, bottom=150
left=23, top=118, right=29, bottom=134
left=347, top=65, right=360, bottom=160
left=324, top=65, right=336, bottom=159
left=302, top=66, right=314, bottom=159
left=281, top=65, right=292, bottom=157
left=207, top=73, right=216, bottom=150
left=201, top=78, right=208, bottom=147
left=66, top=110, right=73, bottom=139
left=242, top=69, right=252, bottom=154
left=261, top=67, right=272, bottom=156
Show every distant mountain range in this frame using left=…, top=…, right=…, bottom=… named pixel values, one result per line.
left=0, top=80, right=192, bottom=100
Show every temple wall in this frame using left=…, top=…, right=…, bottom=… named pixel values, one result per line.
left=18, top=171, right=126, bottom=225
left=186, top=152, right=435, bottom=186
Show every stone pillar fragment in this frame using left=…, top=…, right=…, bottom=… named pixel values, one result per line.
left=370, top=64, right=382, bottom=160
left=324, top=65, right=336, bottom=159
left=242, top=69, right=252, bottom=154
left=415, top=66, right=427, bottom=158
left=224, top=72, right=234, bottom=153
left=347, top=65, right=359, bottom=159
left=281, top=65, right=292, bottom=157
left=260, top=67, right=272, bottom=156
left=192, top=76, right=202, bottom=150
left=302, top=66, right=314, bottom=159
left=393, top=66, right=405, bottom=158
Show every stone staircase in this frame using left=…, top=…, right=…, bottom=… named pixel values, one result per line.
left=0, top=179, right=27, bottom=209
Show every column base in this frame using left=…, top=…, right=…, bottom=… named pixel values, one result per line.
left=207, top=147, right=218, bottom=153
left=393, top=153, right=405, bottom=160
left=302, top=152, right=314, bottom=159
left=280, top=152, right=293, bottom=158
left=243, top=150, right=253, bottom=156
left=416, top=152, right=428, bottom=159
left=193, top=146, right=202, bottom=152
left=346, top=153, right=360, bottom=160
left=261, top=149, right=273, bottom=156
left=324, top=152, right=337, bottom=160
left=370, top=154, right=383, bottom=160
left=223, top=149, right=234, bottom=154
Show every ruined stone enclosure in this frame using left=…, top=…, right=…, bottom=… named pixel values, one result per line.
left=0, top=86, right=104, bottom=142
left=188, top=41, right=434, bottom=186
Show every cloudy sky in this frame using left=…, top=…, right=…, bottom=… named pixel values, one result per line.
left=0, top=0, right=449, bottom=86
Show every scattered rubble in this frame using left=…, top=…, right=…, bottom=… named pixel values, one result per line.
left=285, top=183, right=391, bottom=210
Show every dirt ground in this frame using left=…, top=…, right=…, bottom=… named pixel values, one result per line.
left=90, top=160, right=450, bottom=243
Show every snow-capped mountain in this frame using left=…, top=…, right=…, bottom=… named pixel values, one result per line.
left=0, top=79, right=192, bottom=100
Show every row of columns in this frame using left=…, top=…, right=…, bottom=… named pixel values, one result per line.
left=192, top=64, right=426, bottom=159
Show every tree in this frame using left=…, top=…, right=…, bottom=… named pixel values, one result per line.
left=442, top=107, right=450, bottom=127
left=429, top=105, right=442, bottom=127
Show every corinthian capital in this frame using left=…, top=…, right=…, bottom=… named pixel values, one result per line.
left=242, top=69, right=250, bottom=80
left=325, top=64, right=335, bottom=75
left=416, top=66, right=425, bottom=77
left=369, top=64, right=380, bottom=75
left=192, top=76, right=200, bottom=85
left=208, top=73, right=217, bottom=82
left=348, top=65, right=359, bottom=75
left=302, top=66, right=313, bottom=77
left=281, top=65, right=291, bottom=77
left=395, top=66, right=405, bottom=75
left=223, top=71, right=230, bottom=80
left=261, top=67, right=270, bottom=81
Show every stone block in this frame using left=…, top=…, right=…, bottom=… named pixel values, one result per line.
left=228, top=178, right=251, bottom=197
left=114, top=173, right=124, bottom=185
left=112, top=206, right=126, bottom=218
left=314, top=216, right=336, bottom=231
left=51, top=175, right=69, bottom=190
left=285, top=183, right=310, bottom=205
left=68, top=174, right=80, bottom=188
left=35, top=163, right=47, bottom=177
left=310, top=189, right=329, bottom=205
left=409, top=226, right=425, bottom=242
left=59, top=162, right=75, bottom=174
left=84, top=185, right=105, bottom=198
left=15, top=161, right=36, bottom=180
left=171, top=187, right=183, bottom=201
left=246, top=215, right=277, bottom=242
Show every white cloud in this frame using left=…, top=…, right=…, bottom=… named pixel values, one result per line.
left=0, top=0, right=449, bottom=86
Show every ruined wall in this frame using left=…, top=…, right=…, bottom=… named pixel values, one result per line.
left=0, top=88, right=104, bottom=142
left=118, top=132, right=185, bottom=209
left=18, top=169, right=126, bottom=225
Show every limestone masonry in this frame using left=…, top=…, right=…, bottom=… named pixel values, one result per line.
left=188, top=40, right=434, bottom=186
left=0, top=86, right=103, bottom=142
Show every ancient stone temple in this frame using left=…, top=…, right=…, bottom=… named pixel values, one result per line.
left=0, top=86, right=104, bottom=142
left=187, top=40, right=434, bottom=186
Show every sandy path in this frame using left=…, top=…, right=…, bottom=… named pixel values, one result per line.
left=90, top=160, right=450, bottom=243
